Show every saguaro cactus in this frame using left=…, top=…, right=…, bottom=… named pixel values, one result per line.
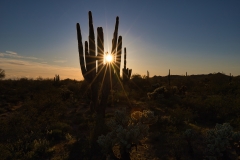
left=122, top=48, right=132, bottom=83
left=77, top=11, right=133, bottom=156
left=168, top=69, right=170, bottom=86
left=77, top=12, right=99, bottom=112
left=76, top=11, right=132, bottom=113
left=54, top=74, right=60, bottom=82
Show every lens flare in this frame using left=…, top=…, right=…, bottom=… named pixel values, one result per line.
left=105, top=53, right=113, bottom=63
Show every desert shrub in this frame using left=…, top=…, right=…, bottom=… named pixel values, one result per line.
left=68, top=136, right=90, bottom=160
left=147, top=86, right=168, bottom=100
left=128, top=89, right=146, bottom=100
left=169, top=135, right=186, bottom=160
left=0, top=107, right=6, bottom=114
left=97, top=109, right=158, bottom=159
left=78, top=80, right=91, bottom=99
left=183, top=129, right=196, bottom=158
left=204, top=123, right=240, bottom=160
left=129, top=74, right=150, bottom=92
left=169, top=106, right=194, bottom=126
left=151, top=83, right=160, bottom=89
left=26, top=138, right=52, bottom=160
left=60, top=85, right=73, bottom=100
left=115, top=89, right=129, bottom=103
left=0, top=137, right=52, bottom=160
left=47, top=122, right=71, bottom=141
left=47, top=129, right=63, bottom=141
left=230, top=116, right=240, bottom=130
left=0, top=144, right=11, bottom=160
left=72, top=113, right=85, bottom=125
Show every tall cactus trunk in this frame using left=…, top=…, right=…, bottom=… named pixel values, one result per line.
left=116, top=36, right=122, bottom=79
left=76, top=11, right=133, bottom=157
left=88, top=12, right=98, bottom=112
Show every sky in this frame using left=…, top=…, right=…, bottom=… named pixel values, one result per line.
left=0, top=0, right=240, bottom=80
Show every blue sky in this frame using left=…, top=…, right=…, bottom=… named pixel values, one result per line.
left=0, top=0, right=240, bottom=80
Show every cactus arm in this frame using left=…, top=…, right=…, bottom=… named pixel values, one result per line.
left=76, top=23, right=88, bottom=80
left=111, top=17, right=119, bottom=59
left=97, top=27, right=104, bottom=82
left=122, top=48, right=127, bottom=81
left=116, top=36, right=122, bottom=77
left=110, top=16, right=119, bottom=83
left=128, top=69, right=132, bottom=79
left=124, top=48, right=126, bottom=69
left=84, top=41, right=92, bottom=82
left=88, top=11, right=96, bottom=80
left=97, top=27, right=104, bottom=61
left=122, top=48, right=132, bottom=82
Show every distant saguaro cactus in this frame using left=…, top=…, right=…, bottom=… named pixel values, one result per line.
left=229, top=73, right=233, bottom=82
left=54, top=74, right=60, bottom=82
left=0, top=69, right=5, bottom=79
left=168, top=69, right=170, bottom=86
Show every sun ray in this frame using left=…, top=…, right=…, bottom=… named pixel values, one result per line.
left=99, top=64, right=109, bottom=99
left=109, top=62, right=132, bottom=106
left=81, top=55, right=132, bottom=108
left=81, top=60, right=108, bottom=99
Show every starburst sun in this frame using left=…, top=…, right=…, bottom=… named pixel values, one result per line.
left=105, top=53, right=114, bottom=63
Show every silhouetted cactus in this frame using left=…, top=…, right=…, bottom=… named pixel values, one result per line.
left=229, top=73, right=233, bottom=82
left=76, top=11, right=132, bottom=113
left=54, top=74, right=60, bottom=82
left=168, top=69, right=170, bottom=86
left=122, top=48, right=132, bottom=83
left=0, top=68, right=5, bottom=79
left=77, top=12, right=133, bottom=154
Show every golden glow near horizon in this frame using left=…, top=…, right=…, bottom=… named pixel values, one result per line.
left=0, top=58, right=83, bottom=80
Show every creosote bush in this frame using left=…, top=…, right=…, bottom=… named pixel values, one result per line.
left=205, top=123, right=240, bottom=159
left=97, top=109, right=158, bottom=159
